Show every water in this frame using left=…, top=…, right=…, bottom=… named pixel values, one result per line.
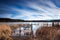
left=0, top=22, right=58, bottom=36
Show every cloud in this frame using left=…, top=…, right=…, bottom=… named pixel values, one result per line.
left=0, top=0, right=60, bottom=20
left=9, top=0, right=60, bottom=20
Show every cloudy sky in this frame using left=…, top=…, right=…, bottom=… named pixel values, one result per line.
left=0, top=0, right=60, bottom=20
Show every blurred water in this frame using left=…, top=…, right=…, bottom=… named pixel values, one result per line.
left=0, top=22, right=55, bottom=36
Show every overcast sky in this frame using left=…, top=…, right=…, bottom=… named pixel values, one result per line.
left=0, top=0, right=60, bottom=20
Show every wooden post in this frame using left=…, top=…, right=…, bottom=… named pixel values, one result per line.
left=19, top=28, right=21, bottom=36
left=52, top=22, right=54, bottom=26
left=31, top=24, right=33, bottom=36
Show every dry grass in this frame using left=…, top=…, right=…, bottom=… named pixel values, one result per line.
left=0, top=24, right=13, bottom=40
left=0, top=24, right=33, bottom=40
left=0, top=24, right=60, bottom=40
left=36, top=27, right=60, bottom=40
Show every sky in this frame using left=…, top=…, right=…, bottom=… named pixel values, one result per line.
left=0, top=0, right=60, bottom=20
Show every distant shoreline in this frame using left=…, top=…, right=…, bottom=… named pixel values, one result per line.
left=0, top=18, right=60, bottom=22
